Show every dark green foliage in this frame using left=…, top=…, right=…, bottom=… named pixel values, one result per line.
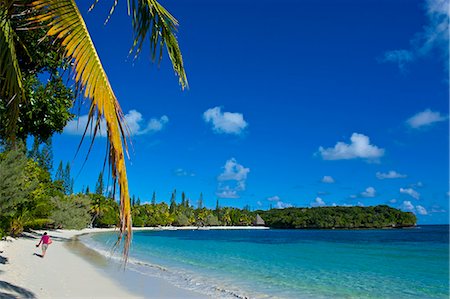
left=38, top=138, right=53, bottom=172
left=151, top=191, right=156, bottom=205
left=0, top=145, right=59, bottom=236
left=0, top=11, right=74, bottom=142
left=198, top=192, right=203, bottom=209
left=181, top=191, right=186, bottom=207
left=28, top=137, right=40, bottom=161
left=28, top=138, right=53, bottom=172
left=257, top=206, right=416, bottom=229
left=169, top=189, right=177, bottom=213
left=89, top=194, right=119, bottom=228
left=95, top=172, right=104, bottom=195
left=63, top=162, right=72, bottom=195
left=2, top=75, right=74, bottom=141
left=55, top=161, right=64, bottom=181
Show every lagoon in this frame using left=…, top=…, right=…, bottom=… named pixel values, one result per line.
left=82, top=225, right=449, bottom=298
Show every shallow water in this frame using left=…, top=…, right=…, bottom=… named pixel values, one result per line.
left=81, top=225, right=449, bottom=298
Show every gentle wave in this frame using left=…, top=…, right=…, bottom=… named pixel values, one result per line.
left=79, top=234, right=264, bottom=299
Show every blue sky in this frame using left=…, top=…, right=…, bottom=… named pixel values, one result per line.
left=51, top=0, right=448, bottom=224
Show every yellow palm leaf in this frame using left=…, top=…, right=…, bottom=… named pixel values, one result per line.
left=30, top=0, right=133, bottom=259
left=29, top=0, right=188, bottom=261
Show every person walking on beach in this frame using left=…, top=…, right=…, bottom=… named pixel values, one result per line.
left=36, top=232, right=52, bottom=258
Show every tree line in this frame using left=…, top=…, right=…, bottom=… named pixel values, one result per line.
left=0, top=141, right=416, bottom=239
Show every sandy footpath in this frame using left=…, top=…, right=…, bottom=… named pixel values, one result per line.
left=0, top=228, right=217, bottom=298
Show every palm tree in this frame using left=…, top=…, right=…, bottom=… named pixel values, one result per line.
left=0, top=0, right=187, bottom=259
left=89, top=194, right=111, bottom=228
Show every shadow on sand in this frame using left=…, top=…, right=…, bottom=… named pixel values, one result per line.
left=0, top=281, right=35, bottom=298
left=0, top=256, right=7, bottom=265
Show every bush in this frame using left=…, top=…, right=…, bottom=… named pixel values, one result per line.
left=51, top=194, right=91, bottom=229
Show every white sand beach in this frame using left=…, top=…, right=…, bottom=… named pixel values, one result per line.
left=0, top=228, right=215, bottom=298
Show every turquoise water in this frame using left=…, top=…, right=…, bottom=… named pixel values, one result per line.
left=83, top=225, right=449, bottom=298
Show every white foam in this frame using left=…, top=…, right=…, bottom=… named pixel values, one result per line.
left=79, top=234, right=262, bottom=299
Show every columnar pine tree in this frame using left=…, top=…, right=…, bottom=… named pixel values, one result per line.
left=169, top=189, right=177, bottom=213
left=28, top=137, right=40, bottom=161
left=55, top=161, right=64, bottom=182
left=181, top=191, right=186, bottom=207
left=69, top=178, right=74, bottom=195
left=198, top=193, right=203, bottom=209
left=39, top=138, right=53, bottom=172
left=63, top=162, right=71, bottom=195
left=95, top=172, right=104, bottom=195
left=151, top=191, right=156, bottom=206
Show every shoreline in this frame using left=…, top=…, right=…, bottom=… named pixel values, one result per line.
left=0, top=226, right=267, bottom=298
left=0, top=228, right=212, bottom=298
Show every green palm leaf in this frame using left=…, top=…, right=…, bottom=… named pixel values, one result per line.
left=89, top=0, right=188, bottom=88
left=0, top=1, right=24, bottom=140
left=128, top=0, right=188, bottom=88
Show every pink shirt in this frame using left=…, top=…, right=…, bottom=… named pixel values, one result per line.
left=41, top=235, right=51, bottom=244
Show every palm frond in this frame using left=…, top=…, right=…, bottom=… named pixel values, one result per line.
left=128, top=0, right=188, bottom=88
left=0, top=1, right=24, bottom=141
left=89, top=0, right=188, bottom=88
left=30, top=0, right=133, bottom=260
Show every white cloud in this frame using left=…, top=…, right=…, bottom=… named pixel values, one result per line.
left=389, top=198, right=397, bottom=204
left=318, top=133, right=385, bottom=161
left=357, top=202, right=364, bottom=207
left=376, top=170, right=407, bottom=179
left=276, top=201, right=293, bottom=209
left=311, top=197, right=326, bottom=207
left=218, top=158, right=250, bottom=182
left=400, top=187, right=420, bottom=200
left=257, top=201, right=263, bottom=207
left=203, top=106, right=248, bottom=135
left=361, top=187, right=376, bottom=198
left=64, top=110, right=169, bottom=137
left=173, top=168, right=195, bottom=177
left=416, top=205, right=428, bottom=215
left=382, top=0, right=449, bottom=70
left=267, top=195, right=281, bottom=202
left=321, top=176, right=335, bottom=183
left=406, top=109, right=447, bottom=129
left=400, top=201, right=428, bottom=215
left=381, top=50, right=414, bottom=71
left=216, top=158, right=249, bottom=199
left=216, top=186, right=239, bottom=199
left=351, top=187, right=377, bottom=199
left=400, top=200, right=415, bottom=212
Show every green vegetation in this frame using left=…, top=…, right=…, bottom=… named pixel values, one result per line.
left=0, top=145, right=120, bottom=237
left=257, top=206, right=416, bottom=229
